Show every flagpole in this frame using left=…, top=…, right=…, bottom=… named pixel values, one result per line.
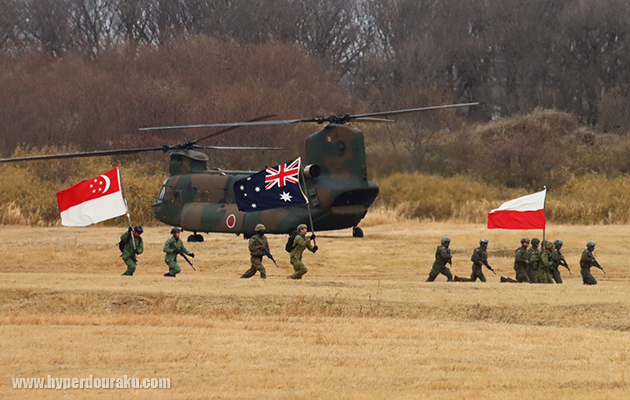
left=542, top=186, right=547, bottom=244
left=300, top=169, right=317, bottom=247
left=118, top=166, right=137, bottom=252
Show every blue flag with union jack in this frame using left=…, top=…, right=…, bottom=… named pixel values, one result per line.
left=234, top=157, right=308, bottom=212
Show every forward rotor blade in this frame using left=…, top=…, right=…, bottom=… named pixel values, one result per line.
left=0, top=146, right=168, bottom=163
left=349, top=102, right=480, bottom=119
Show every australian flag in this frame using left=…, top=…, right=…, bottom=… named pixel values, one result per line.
left=234, top=157, right=309, bottom=212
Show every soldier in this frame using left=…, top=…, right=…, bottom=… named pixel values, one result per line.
left=427, top=237, right=453, bottom=282
left=120, top=226, right=144, bottom=276
left=241, top=224, right=271, bottom=279
left=527, top=238, right=541, bottom=283
left=550, top=239, right=571, bottom=284
left=537, top=241, right=555, bottom=284
left=500, top=237, right=530, bottom=283
left=163, top=227, right=194, bottom=277
left=580, top=241, right=603, bottom=285
left=455, top=238, right=495, bottom=282
left=287, top=224, right=318, bottom=280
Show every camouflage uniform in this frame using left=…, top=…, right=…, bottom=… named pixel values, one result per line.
left=580, top=246, right=599, bottom=285
left=468, top=246, right=489, bottom=282
left=528, top=242, right=541, bottom=284
left=163, top=236, right=192, bottom=276
left=242, top=233, right=269, bottom=279
left=513, top=244, right=531, bottom=283
left=120, top=230, right=144, bottom=276
left=537, top=242, right=554, bottom=284
left=550, top=248, right=566, bottom=284
left=289, top=234, right=315, bottom=279
left=427, top=244, right=453, bottom=282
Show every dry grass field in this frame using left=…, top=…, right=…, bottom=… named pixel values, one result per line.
left=1, top=210, right=630, bottom=399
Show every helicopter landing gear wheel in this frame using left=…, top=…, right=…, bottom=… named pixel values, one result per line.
left=187, top=233, right=204, bottom=242
left=352, top=226, right=364, bottom=238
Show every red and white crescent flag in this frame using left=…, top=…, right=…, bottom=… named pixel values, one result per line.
left=487, top=189, right=546, bottom=230
left=56, top=168, right=127, bottom=227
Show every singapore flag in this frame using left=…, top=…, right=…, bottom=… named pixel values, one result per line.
left=56, top=168, right=127, bottom=227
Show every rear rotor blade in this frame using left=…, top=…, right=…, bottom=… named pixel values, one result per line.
left=193, top=114, right=277, bottom=144
left=139, top=118, right=308, bottom=131
left=350, top=102, right=480, bottom=119
left=139, top=102, right=479, bottom=131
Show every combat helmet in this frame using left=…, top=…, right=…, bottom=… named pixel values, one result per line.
left=553, top=239, right=563, bottom=246
left=255, top=223, right=266, bottom=232
left=544, top=240, right=554, bottom=249
left=480, top=238, right=489, bottom=246
left=297, top=224, right=308, bottom=230
left=171, top=227, right=181, bottom=234
left=133, top=225, right=144, bottom=234
left=586, top=241, right=596, bottom=248
left=520, top=237, right=530, bottom=244
left=441, top=237, right=451, bottom=244
left=531, top=238, right=540, bottom=246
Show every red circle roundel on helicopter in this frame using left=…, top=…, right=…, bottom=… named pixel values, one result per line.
left=226, top=214, right=236, bottom=229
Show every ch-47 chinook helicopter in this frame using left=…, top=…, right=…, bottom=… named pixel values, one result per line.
left=0, top=103, right=477, bottom=241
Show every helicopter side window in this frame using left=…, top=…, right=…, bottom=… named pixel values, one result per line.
left=172, top=190, right=182, bottom=203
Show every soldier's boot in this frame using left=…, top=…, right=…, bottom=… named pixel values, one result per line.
left=500, top=276, right=507, bottom=283
left=163, top=273, right=175, bottom=278
left=453, top=275, right=462, bottom=282
left=260, top=272, right=266, bottom=279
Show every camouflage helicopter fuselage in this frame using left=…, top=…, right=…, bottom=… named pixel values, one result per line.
left=151, top=124, right=379, bottom=236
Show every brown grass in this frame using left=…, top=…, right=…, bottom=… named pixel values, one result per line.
left=1, top=218, right=630, bottom=399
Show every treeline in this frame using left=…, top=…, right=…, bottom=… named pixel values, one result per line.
left=2, top=0, right=630, bottom=128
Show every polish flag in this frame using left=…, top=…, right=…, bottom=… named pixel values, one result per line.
left=56, top=168, right=127, bottom=227
left=487, top=189, right=546, bottom=230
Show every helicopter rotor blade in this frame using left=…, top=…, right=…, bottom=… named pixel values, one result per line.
left=194, top=145, right=284, bottom=150
left=349, top=102, right=480, bottom=119
left=193, top=114, right=277, bottom=144
left=0, top=146, right=170, bottom=163
left=139, top=102, right=479, bottom=131
left=351, top=117, right=395, bottom=123
left=139, top=118, right=308, bottom=131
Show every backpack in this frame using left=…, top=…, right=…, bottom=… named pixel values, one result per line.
left=119, top=234, right=130, bottom=253
left=285, top=230, right=298, bottom=253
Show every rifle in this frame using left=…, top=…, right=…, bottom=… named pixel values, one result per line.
left=484, top=263, right=496, bottom=275
left=264, top=249, right=280, bottom=268
left=176, top=250, right=196, bottom=271
left=561, top=260, right=572, bottom=275
left=593, top=260, right=605, bottom=274
left=255, top=235, right=279, bottom=268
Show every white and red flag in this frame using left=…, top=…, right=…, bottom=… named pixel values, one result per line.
left=56, top=167, right=127, bottom=227
left=487, top=189, right=546, bottom=230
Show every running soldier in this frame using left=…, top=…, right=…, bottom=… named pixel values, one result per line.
left=241, top=224, right=272, bottom=279
left=287, top=224, right=318, bottom=280
left=455, top=239, right=495, bottom=282
left=580, top=241, right=603, bottom=285
left=427, top=237, right=453, bottom=282
left=120, top=226, right=144, bottom=276
left=550, top=239, right=571, bottom=284
left=500, top=237, right=530, bottom=283
left=537, top=241, right=555, bottom=284
left=528, top=238, right=541, bottom=283
left=163, top=227, right=194, bottom=277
